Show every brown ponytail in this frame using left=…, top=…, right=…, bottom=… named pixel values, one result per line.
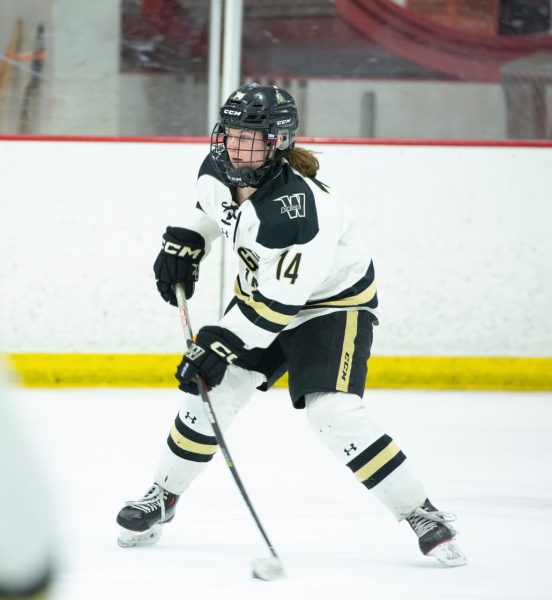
left=286, top=146, right=319, bottom=178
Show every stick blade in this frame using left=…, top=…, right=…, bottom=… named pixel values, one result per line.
left=251, top=557, right=286, bottom=581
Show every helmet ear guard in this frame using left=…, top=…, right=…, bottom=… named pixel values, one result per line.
left=275, top=128, right=294, bottom=151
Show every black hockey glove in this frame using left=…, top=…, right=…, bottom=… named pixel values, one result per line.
left=153, top=226, right=206, bottom=305
left=175, top=326, right=245, bottom=394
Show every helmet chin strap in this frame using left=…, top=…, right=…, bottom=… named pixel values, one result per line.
left=227, top=166, right=257, bottom=187
left=227, top=146, right=277, bottom=188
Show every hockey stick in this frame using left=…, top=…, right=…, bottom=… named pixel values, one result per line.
left=173, top=282, right=285, bottom=581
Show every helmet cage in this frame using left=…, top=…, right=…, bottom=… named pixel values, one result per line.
left=209, top=83, right=298, bottom=188
left=210, top=124, right=279, bottom=188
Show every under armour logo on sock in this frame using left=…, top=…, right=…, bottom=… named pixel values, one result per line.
left=344, top=443, right=358, bottom=456
left=184, top=412, right=197, bottom=424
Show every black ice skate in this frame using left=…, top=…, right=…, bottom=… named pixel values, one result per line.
left=116, top=483, right=179, bottom=547
left=406, top=499, right=467, bottom=567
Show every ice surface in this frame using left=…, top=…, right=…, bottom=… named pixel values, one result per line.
left=13, top=387, right=552, bottom=600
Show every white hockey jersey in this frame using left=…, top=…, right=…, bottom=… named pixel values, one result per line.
left=184, top=154, right=378, bottom=350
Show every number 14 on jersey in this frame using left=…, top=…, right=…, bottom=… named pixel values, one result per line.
left=276, top=251, right=302, bottom=284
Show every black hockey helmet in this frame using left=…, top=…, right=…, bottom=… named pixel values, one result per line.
left=210, top=82, right=298, bottom=188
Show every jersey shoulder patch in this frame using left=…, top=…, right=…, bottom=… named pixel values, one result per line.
left=252, top=165, right=319, bottom=249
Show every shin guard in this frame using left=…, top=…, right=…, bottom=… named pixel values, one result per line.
left=306, top=391, right=426, bottom=520
left=154, top=366, right=264, bottom=495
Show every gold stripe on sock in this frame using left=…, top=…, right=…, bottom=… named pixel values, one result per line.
left=169, top=424, right=218, bottom=456
left=353, top=440, right=401, bottom=482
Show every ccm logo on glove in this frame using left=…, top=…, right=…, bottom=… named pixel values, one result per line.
left=211, top=341, right=238, bottom=363
left=176, top=326, right=245, bottom=393
left=153, top=226, right=206, bottom=304
left=162, top=240, right=204, bottom=259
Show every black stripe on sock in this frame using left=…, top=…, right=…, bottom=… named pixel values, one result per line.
left=361, top=451, right=407, bottom=490
left=174, top=414, right=217, bottom=446
left=346, top=434, right=393, bottom=472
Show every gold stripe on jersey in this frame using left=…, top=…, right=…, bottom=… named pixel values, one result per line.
left=304, top=261, right=378, bottom=312
left=234, top=278, right=298, bottom=328
left=309, top=279, right=377, bottom=309
left=347, top=434, right=407, bottom=489
left=167, top=415, right=218, bottom=462
left=336, top=311, right=358, bottom=392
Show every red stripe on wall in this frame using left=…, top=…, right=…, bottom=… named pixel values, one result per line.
left=0, top=134, right=551, bottom=147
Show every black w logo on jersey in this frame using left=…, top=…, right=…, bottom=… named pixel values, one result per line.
left=273, top=193, right=306, bottom=219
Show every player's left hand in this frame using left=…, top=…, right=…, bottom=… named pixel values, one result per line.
left=176, top=326, right=245, bottom=394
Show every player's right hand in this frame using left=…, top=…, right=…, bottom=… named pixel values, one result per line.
left=175, top=326, right=245, bottom=393
left=153, top=226, right=206, bottom=305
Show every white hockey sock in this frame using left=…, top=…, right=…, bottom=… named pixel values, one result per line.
left=155, top=366, right=264, bottom=495
left=306, top=391, right=426, bottom=520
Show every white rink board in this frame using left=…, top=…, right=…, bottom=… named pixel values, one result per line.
left=1, top=140, right=551, bottom=356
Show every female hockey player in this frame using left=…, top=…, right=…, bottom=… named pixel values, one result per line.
left=116, top=83, right=466, bottom=568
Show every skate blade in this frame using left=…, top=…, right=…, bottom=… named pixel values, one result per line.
left=117, top=524, right=162, bottom=548
left=428, top=540, right=467, bottom=567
